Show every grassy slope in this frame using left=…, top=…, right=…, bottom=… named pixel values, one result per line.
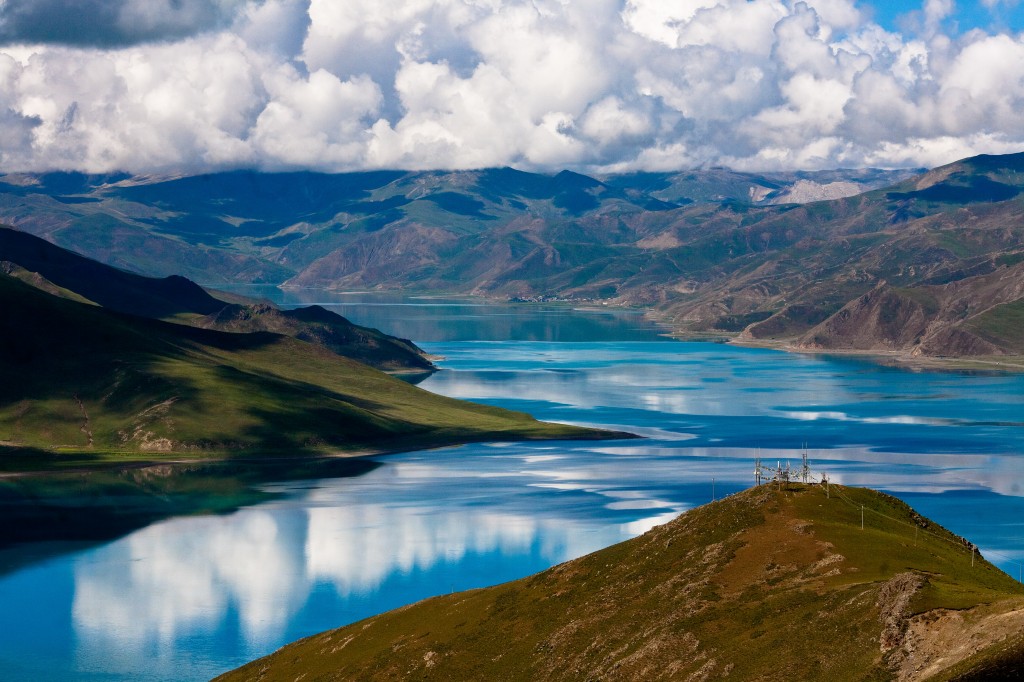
left=0, top=274, right=608, bottom=471
left=965, top=298, right=1024, bottom=354
left=0, top=225, right=435, bottom=372
left=0, top=224, right=225, bottom=318
left=194, top=303, right=436, bottom=373
left=217, top=484, right=1024, bottom=682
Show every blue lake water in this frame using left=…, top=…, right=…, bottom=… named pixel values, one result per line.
left=1, top=294, right=1023, bottom=681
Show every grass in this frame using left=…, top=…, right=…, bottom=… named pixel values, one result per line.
left=965, top=298, right=1024, bottom=354
left=216, top=484, right=1024, bottom=681
left=891, top=286, right=941, bottom=316
left=0, top=274, right=616, bottom=472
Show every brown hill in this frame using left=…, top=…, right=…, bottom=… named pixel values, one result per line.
left=794, top=261, right=1024, bottom=357
left=216, top=484, right=1024, bottom=682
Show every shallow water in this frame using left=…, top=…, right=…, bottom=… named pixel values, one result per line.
left=1, top=294, right=1021, bottom=681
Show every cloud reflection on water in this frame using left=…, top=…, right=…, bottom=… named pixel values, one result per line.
left=73, top=510, right=308, bottom=647
left=305, top=505, right=610, bottom=597
left=70, top=456, right=674, bottom=666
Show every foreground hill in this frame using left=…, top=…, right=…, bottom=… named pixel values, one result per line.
left=218, top=484, right=1024, bottom=682
left=1, top=156, right=1021, bottom=359
left=0, top=226, right=433, bottom=372
left=0, top=274, right=609, bottom=470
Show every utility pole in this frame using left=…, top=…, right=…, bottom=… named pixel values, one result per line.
left=861, top=505, right=864, bottom=530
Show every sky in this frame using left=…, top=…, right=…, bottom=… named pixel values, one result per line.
left=0, top=1, right=1022, bottom=175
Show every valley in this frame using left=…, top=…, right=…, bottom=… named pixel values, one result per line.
left=2, top=2, right=1023, bottom=680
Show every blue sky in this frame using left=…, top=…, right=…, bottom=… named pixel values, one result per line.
left=0, top=1, right=1022, bottom=174
left=870, top=0, right=1024, bottom=34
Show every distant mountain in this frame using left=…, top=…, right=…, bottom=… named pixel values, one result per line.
left=0, top=165, right=907, bottom=284
left=713, top=153, right=1024, bottom=359
left=0, top=272, right=608, bottom=464
left=217, top=483, right=1024, bottom=681
left=603, top=166, right=913, bottom=205
left=1, top=155, right=1020, bottom=360
left=0, top=226, right=433, bottom=372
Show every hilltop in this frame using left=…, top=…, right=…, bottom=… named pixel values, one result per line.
left=218, top=484, right=1024, bottom=681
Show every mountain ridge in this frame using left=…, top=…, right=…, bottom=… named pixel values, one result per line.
left=0, top=225, right=434, bottom=372
left=1, top=154, right=1021, bottom=360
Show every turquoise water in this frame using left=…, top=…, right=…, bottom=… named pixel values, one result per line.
left=207, top=286, right=673, bottom=342
left=1, top=295, right=1022, bottom=681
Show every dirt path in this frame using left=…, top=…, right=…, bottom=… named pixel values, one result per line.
left=73, top=394, right=94, bottom=448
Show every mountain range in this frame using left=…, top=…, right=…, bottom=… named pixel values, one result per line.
left=1, top=154, right=1021, bottom=360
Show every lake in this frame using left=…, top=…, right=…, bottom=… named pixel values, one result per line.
left=1, top=292, right=1022, bottom=681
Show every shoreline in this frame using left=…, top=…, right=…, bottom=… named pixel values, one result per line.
left=724, top=335, right=1024, bottom=373
left=0, top=424, right=639, bottom=479
left=275, top=288, right=1024, bottom=374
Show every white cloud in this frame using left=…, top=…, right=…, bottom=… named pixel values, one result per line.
left=234, top=0, right=311, bottom=56
left=580, top=96, right=652, bottom=142
left=621, top=0, right=722, bottom=47
left=253, top=67, right=382, bottom=168
left=0, top=0, right=1022, bottom=173
left=924, top=0, right=955, bottom=31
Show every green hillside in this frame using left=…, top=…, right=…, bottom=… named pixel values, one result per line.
left=217, top=484, right=1024, bottom=682
left=0, top=274, right=612, bottom=472
left=194, top=301, right=435, bottom=373
left=0, top=225, right=435, bottom=372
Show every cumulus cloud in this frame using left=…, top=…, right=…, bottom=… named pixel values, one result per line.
left=0, top=0, right=1022, bottom=173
